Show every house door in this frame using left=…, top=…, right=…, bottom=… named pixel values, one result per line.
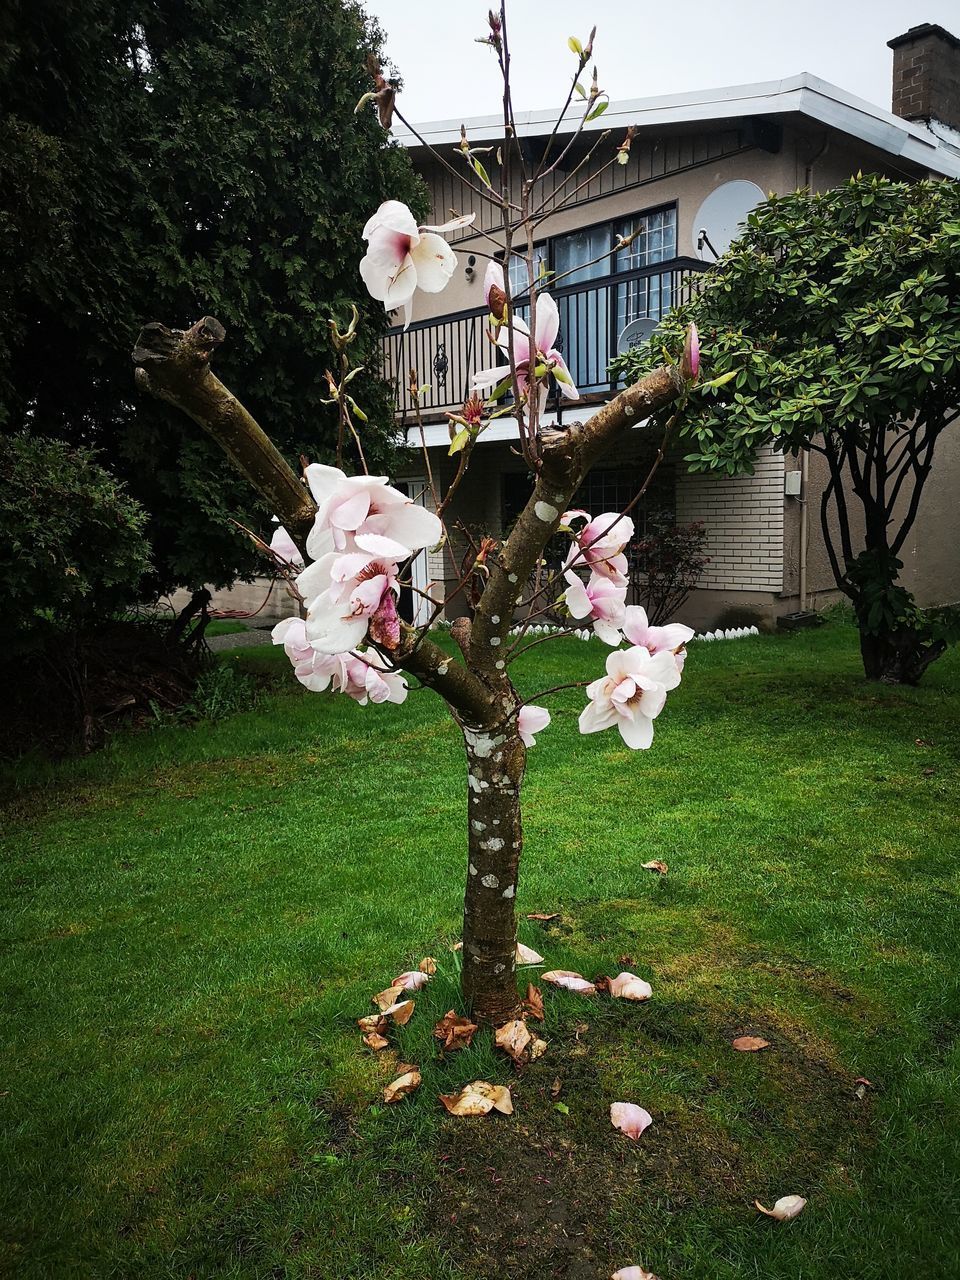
left=395, top=478, right=433, bottom=628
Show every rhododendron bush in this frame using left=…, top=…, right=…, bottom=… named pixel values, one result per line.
left=132, top=4, right=700, bottom=1026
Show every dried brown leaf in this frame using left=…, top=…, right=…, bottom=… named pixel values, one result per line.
left=732, top=1035, right=771, bottom=1052
left=433, top=1008, right=478, bottom=1051
left=642, top=860, right=669, bottom=875
left=524, top=983, right=545, bottom=1022
left=495, top=1019, right=532, bottom=1063
left=373, top=984, right=404, bottom=1011
left=450, top=941, right=463, bottom=952
left=526, top=912, right=560, bottom=922
left=357, top=1013, right=388, bottom=1034
left=439, top=1080, right=513, bottom=1116
left=384, top=1069, right=421, bottom=1104
left=529, top=1037, right=547, bottom=1061
left=383, top=999, right=415, bottom=1026
left=362, top=1031, right=390, bottom=1051
left=419, top=956, right=438, bottom=974
left=550, top=1076, right=562, bottom=1099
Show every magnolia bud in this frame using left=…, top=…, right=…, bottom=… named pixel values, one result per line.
left=681, top=323, right=700, bottom=382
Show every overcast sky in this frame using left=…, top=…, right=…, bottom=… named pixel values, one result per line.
left=364, top=1, right=960, bottom=125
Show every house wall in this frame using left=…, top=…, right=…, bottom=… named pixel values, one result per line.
left=901, top=426, right=960, bottom=605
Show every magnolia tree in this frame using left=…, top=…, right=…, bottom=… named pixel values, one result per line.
left=132, top=7, right=700, bottom=1025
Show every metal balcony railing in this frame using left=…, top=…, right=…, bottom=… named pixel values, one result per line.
left=381, top=256, right=710, bottom=424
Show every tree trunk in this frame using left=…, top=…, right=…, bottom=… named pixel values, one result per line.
left=857, top=621, right=947, bottom=685
left=460, top=723, right=526, bottom=1024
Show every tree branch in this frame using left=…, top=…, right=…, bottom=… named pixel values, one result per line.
left=133, top=317, right=318, bottom=550
left=469, top=364, right=682, bottom=675
left=132, top=316, right=493, bottom=724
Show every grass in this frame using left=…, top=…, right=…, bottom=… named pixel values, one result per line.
left=1, top=620, right=959, bottom=1279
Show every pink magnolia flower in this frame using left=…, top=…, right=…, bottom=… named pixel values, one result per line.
left=472, top=292, right=579, bottom=416
left=270, top=618, right=407, bottom=704
left=271, top=617, right=342, bottom=693
left=622, top=606, right=695, bottom=672
left=298, top=552, right=400, bottom=654
left=359, top=200, right=476, bottom=328
left=578, top=645, right=682, bottom=750
left=518, top=704, right=551, bottom=747
left=269, top=523, right=303, bottom=568
left=338, top=649, right=408, bottom=705
left=304, top=464, right=442, bottom=563
left=563, top=571, right=626, bottom=646
left=562, top=510, right=635, bottom=587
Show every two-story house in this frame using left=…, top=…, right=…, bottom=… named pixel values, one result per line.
left=386, top=22, right=960, bottom=630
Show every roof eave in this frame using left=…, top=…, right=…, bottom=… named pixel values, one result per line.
left=394, top=72, right=960, bottom=180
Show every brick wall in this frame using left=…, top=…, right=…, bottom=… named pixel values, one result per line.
left=675, top=447, right=785, bottom=593
left=889, top=23, right=960, bottom=132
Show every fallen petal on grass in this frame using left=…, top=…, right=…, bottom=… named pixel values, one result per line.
left=542, top=970, right=597, bottom=995
left=607, top=972, right=653, bottom=1001
left=527, top=912, right=560, bottom=922
left=392, top=970, right=430, bottom=991
left=732, top=1035, right=771, bottom=1052
left=641, top=860, right=669, bottom=875
left=433, top=1009, right=478, bottom=1051
left=610, top=1102, right=653, bottom=1140
left=612, top=1267, right=660, bottom=1280
left=516, top=942, right=544, bottom=965
left=383, top=1069, right=421, bottom=1104
left=439, top=1080, right=514, bottom=1116
left=755, top=1194, right=807, bottom=1221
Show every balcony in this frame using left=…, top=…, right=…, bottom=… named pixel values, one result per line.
left=381, top=256, right=710, bottom=426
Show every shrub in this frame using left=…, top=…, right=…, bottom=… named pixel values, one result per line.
left=0, top=434, right=151, bottom=652
left=629, top=515, right=709, bottom=624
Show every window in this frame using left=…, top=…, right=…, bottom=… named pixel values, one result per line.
left=615, top=206, right=677, bottom=332
left=549, top=205, right=677, bottom=395
left=504, top=245, right=548, bottom=297
left=493, top=205, right=678, bottom=401
left=502, top=465, right=675, bottom=540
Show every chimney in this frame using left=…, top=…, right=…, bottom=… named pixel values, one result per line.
left=888, top=23, right=960, bottom=135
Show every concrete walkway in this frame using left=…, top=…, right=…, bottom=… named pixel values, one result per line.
left=207, top=626, right=276, bottom=653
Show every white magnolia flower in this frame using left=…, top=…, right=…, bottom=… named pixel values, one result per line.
left=359, top=200, right=475, bottom=328
left=518, top=704, right=551, bottom=747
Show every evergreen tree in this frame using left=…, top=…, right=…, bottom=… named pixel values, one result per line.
left=0, top=0, right=422, bottom=591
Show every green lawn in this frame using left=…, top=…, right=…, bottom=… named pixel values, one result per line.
left=2, top=622, right=959, bottom=1279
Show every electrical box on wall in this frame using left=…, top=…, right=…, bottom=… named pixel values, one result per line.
left=784, top=470, right=802, bottom=497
